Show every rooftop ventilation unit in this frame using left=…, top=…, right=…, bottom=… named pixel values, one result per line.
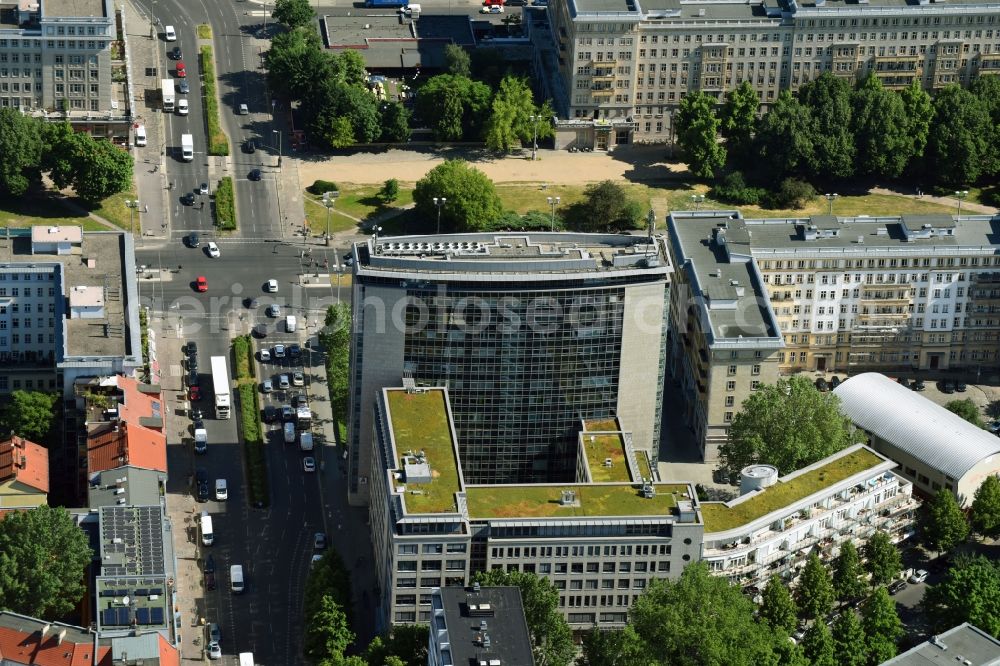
left=641, top=483, right=656, bottom=499
left=559, top=490, right=577, bottom=505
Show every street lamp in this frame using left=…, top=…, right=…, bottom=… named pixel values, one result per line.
left=529, top=114, right=539, bottom=161
left=546, top=196, right=560, bottom=232
left=691, top=194, right=705, bottom=210
left=825, top=192, right=839, bottom=216
left=148, top=0, right=156, bottom=39
left=323, top=190, right=339, bottom=247
left=273, top=129, right=282, bottom=170
left=955, top=190, right=969, bottom=217
left=125, top=199, right=141, bottom=244
left=433, top=197, right=447, bottom=235
left=372, top=225, right=383, bottom=244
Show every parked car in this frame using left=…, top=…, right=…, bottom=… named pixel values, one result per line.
left=888, top=580, right=907, bottom=595
left=829, top=375, right=841, bottom=389
left=289, top=343, right=301, bottom=358
left=170, top=46, right=182, bottom=60
left=908, top=569, right=929, bottom=584
left=815, top=377, right=829, bottom=392
left=189, top=385, right=202, bottom=401
left=988, top=420, right=1000, bottom=434
left=314, top=532, right=327, bottom=550
left=293, top=371, right=304, bottom=387
left=207, top=641, right=221, bottom=660
left=278, top=374, right=290, bottom=390
left=912, top=379, right=926, bottom=391
left=186, top=232, right=200, bottom=248
left=208, top=622, right=221, bottom=643
left=186, top=341, right=198, bottom=356
left=897, top=376, right=910, bottom=389
left=195, top=469, right=210, bottom=502
left=215, top=479, right=228, bottom=501
left=940, top=381, right=956, bottom=394
left=262, top=405, right=279, bottom=423
left=281, top=405, right=294, bottom=421
left=265, top=279, right=278, bottom=293
left=177, top=80, right=190, bottom=94
left=249, top=168, right=262, bottom=181
left=267, top=304, right=280, bottom=318
left=205, top=570, right=216, bottom=590
left=261, top=379, right=273, bottom=393
left=956, top=381, right=968, bottom=392
left=273, top=344, right=286, bottom=358
left=259, top=348, right=271, bottom=362
left=198, top=182, right=209, bottom=195
left=181, top=192, right=196, bottom=206
left=176, top=61, right=186, bottom=77
left=302, top=456, right=316, bottom=472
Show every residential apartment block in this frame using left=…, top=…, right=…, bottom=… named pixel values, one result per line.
left=348, top=232, right=671, bottom=505
left=667, top=211, right=1000, bottom=460
left=539, top=0, right=1000, bottom=148
left=369, top=386, right=702, bottom=630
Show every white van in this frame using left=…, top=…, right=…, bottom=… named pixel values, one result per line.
left=164, top=25, right=177, bottom=41
left=284, top=422, right=296, bottom=445
left=285, top=315, right=297, bottom=333
left=177, top=98, right=189, bottom=115
left=200, top=512, right=214, bottom=546
left=134, top=125, right=147, bottom=147
left=239, top=653, right=254, bottom=666
left=299, top=432, right=314, bottom=452
left=230, top=565, right=245, bottom=593
left=404, top=3, right=421, bottom=14
left=194, top=427, right=208, bottom=454
left=181, top=133, right=194, bottom=161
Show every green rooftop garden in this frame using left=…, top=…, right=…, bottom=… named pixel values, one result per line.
left=584, top=418, right=619, bottom=432
left=584, top=432, right=632, bottom=483
left=636, top=452, right=653, bottom=482
left=699, top=448, right=884, bottom=534
left=387, top=389, right=461, bottom=514
left=465, top=483, right=689, bottom=519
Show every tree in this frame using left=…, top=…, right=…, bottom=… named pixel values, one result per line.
left=795, top=554, right=835, bottom=621
left=413, top=160, right=503, bottom=232
left=0, top=108, right=42, bottom=196
left=754, top=90, right=816, bottom=178
left=862, top=531, right=902, bottom=588
left=319, top=304, right=351, bottom=420
left=272, top=0, right=315, bottom=28
left=832, top=541, right=868, bottom=603
left=862, top=586, right=903, bottom=664
left=0, top=390, right=58, bottom=443
left=364, top=625, right=429, bottom=666
left=798, top=72, right=856, bottom=179
left=971, top=74, right=1000, bottom=126
left=831, top=611, right=867, bottom=666
left=576, top=626, right=649, bottom=666
left=926, top=85, right=996, bottom=187
left=921, top=555, right=1000, bottom=637
left=71, top=136, right=134, bottom=204
left=850, top=75, right=913, bottom=179
left=443, top=43, right=471, bottom=77
left=380, top=178, right=400, bottom=203
left=760, top=575, right=798, bottom=633
left=900, top=79, right=934, bottom=160
left=673, top=91, right=726, bottom=179
left=944, top=398, right=985, bottom=428
left=416, top=74, right=492, bottom=141
left=485, top=76, right=538, bottom=154
left=570, top=180, right=643, bottom=232
left=720, top=81, right=759, bottom=165
left=473, top=569, right=574, bottom=666
left=629, top=563, right=788, bottom=665
left=332, top=50, right=369, bottom=88
left=379, top=102, right=411, bottom=143
left=719, top=375, right=863, bottom=477
left=921, top=489, right=970, bottom=553
left=304, top=595, right=354, bottom=662
left=971, top=475, right=1000, bottom=539
left=305, top=80, right=380, bottom=148
left=0, top=505, right=94, bottom=618
left=801, top=621, right=836, bottom=666
left=266, top=29, right=333, bottom=102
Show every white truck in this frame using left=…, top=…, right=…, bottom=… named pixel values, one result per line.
left=181, top=133, right=194, bottom=161
left=210, top=355, right=231, bottom=419
left=161, top=79, right=175, bottom=112
left=200, top=512, right=214, bottom=546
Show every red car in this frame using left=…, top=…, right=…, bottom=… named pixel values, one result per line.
left=176, top=62, right=186, bottom=77
left=189, top=385, right=201, bottom=401
left=196, top=276, right=207, bottom=292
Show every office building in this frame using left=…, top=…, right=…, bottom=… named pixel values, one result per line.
left=880, top=623, right=1000, bottom=666
left=348, top=232, right=671, bottom=505
left=666, top=210, right=1000, bottom=460
left=699, top=444, right=917, bottom=588
left=427, top=585, right=535, bottom=666
left=537, top=0, right=1000, bottom=148
left=835, top=373, right=1000, bottom=505
left=369, top=385, right=702, bottom=630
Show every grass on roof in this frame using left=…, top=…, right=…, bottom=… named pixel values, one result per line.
left=387, top=389, right=461, bottom=514
left=466, top=483, right=688, bottom=519
left=583, top=418, right=618, bottom=432
left=585, top=433, right=631, bottom=483
left=636, top=452, right=653, bottom=482
left=699, top=448, right=883, bottom=533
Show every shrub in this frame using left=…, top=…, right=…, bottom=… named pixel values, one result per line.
left=380, top=178, right=399, bottom=203
left=238, top=383, right=269, bottom=507
left=199, top=46, right=229, bottom=156
left=233, top=335, right=253, bottom=380
left=711, top=171, right=767, bottom=206
left=765, top=177, right=817, bottom=209
left=308, top=179, right=339, bottom=195
left=215, top=177, right=235, bottom=230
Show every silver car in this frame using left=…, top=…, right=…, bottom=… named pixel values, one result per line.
left=261, top=379, right=273, bottom=393
left=278, top=374, right=290, bottom=390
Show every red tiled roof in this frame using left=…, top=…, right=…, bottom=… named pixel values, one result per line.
left=86, top=422, right=166, bottom=474
left=0, top=625, right=111, bottom=666
left=158, top=634, right=179, bottom=666
left=0, top=436, right=49, bottom=494
left=115, top=376, right=164, bottom=431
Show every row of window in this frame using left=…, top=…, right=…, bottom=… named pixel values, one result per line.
left=0, top=376, right=58, bottom=391
left=397, top=543, right=466, bottom=555
left=760, top=256, right=1000, bottom=270
left=0, top=333, right=55, bottom=345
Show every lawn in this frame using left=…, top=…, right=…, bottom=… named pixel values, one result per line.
left=494, top=182, right=652, bottom=219
left=585, top=433, right=631, bottom=483
left=465, top=483, right=687, bottom=519
left=386, top=388, right=461, bottom=514
left=89, top=190, right=138, bottom=231
left=0, top=194, right=112, bottom=232
left=199, top=46, right=229, bottom=156
left=699, top=448, right=884, bottom=534
left=302, top=184, right=415, bottom=233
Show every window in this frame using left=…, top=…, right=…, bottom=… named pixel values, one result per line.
left=751, top=364, right=761, bottom=375
left=724, top=411, right=734, bottom=422
left=725, top=396, right=735, bottom=407
left=726, top=381, right=736, bottom=391
left=727, top=365, right=737, bottom=376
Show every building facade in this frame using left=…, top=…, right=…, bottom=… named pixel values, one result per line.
left=540, top=0, right=1000, bottom=148
left=348, top=232, right=671, bottom=505
left=666, top=211, right=1000, bottom=460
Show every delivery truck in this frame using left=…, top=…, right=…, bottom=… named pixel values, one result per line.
left=366, top=0, right=407, bottom=7
left=181, top=133, right=194, bottom=161
left=161, top=79, right=175, bottom=112
left=210, top=355, right=231, bottom=418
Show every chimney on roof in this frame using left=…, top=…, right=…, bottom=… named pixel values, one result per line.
left=39, top=623, right=52, bottom=639
left=56, top=628, right=67, bottom=646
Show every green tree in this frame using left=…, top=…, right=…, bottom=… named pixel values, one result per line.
left=332, top=50, right=369, bottom=87
left=945, top=398, right=985, bottom=428
left=971, top=74, right=1000, bottom=126
left=416, top=74, right=492, bottom=141
left=364, top=626, right=429, bottom=666
left=922, top=489, right=970, bottom=553
left=266, top=29, right=333, bottom=102
left=576, top=626, right=649, bottom=666
left=629, top=563, right=787, bottom=665
left=485, top=76, right=538, bottom=154
left=570, top=180, right=643, bottom=232
left=798, top=72, right=856, bottom=179
left=272, top=0, right=315, bottom=28
left=0, top=505, right=94, bottom=618
left=71, top=136, right=134, bottom=204
left=926, top=85, right=996, bottom=187
left=900, top=79, right=934, bottom=159
left=754, top=90, right=816, bottom=178
left=921, top=555, right=1000, bottom=637
left=719, top=375, right=863, bottom=477
left=831, top=611, right=867, bottom=666
left=379, top=102, right=411, bottom=143
left=862, top=586, right=903, bottom=664
left=862, top=531, right=902, bottom=588
left=760, top=574, right=798, bottom=633
left=795, top=554, right=835, bottom=621
left=0, top=390, right=58, bottom=443
left=971, top=475, right=1000, bottom=539
left=304, top=595, right=354, bottom=662
left=443, top=43, right=471, bottom=77
left=380, top=178, right=400, bottom=203
left=40, top=121, right=76, bottom=189
left=318, top=303, right=351, bottom=420
left=850, top=75, right=913, bottom=179
left=720, top=81, right=759, bottom=165
left=801, top=621, right=836, bottom=666
left=0, top=108, right=42, bottom=196
left=473, top=569, right=574, bottom=666
left=412, top=160, right=503, bottom=232
left=832, top=541, right=868, bottom=603
left=673, top=90, right=726, bottom=179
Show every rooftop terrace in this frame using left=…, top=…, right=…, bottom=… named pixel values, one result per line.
left=581, top=422, right=632, bottom=483
left=699, top=448, right=884, bottom=533
left=465, top=483, right=688, bottom=519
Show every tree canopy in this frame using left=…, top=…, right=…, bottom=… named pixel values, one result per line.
left=801, top=621, right=836, bottom=666
left=850, top=75, right=913, bottom=179
left=795, top=553, right=835, bottom=621
left=570, top=180, right=643, bottom=232
left=863, top=531, right=902, bottom=588
left=0, top=505, right=94, bottom=618
left=971, top=475, right=1000, bottom=539
left=720, top=81, right=759, bottom=165
left=0, top=108, right=43, bottom=197
left=485, top=77, right=553, bottom=154
left=319, top=303, right=351, bottom=439
left=921, top=489, right=970, bottom=553
left=674, top=91, right=726, bottom=179
left=831, top=611, right=867, bottom=666
left=926, top=85, right=997, bottom=187
left=760, top=574, right=797, bottom=633
left=798, top=73, right=856, bottom=179
left=416, top=74, right=492, bottom=141
left=754, top=90, right=816, bottom=178
left=412, top=160, right=503, bottom=232
left=719, top=375, right=863, bottom=477
left=576, top=626, right=650, bottom=666
left=0, top=390, right=58, bottom=444
left=922, top=555, right=1000, bottom=637
left=443, top=44, right=471, bottom=78
left=862, top=586, right=903, bottom=664
left=832, top=540, right=867, bottom=603
left=944, top=398, right=985, bottom=428
left=272, top=0, right=315, bottom=28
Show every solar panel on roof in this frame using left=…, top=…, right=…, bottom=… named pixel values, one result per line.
left=150, top=607, right=164, bottom=624
left=134, top=588, right=148, bottom=596
left=136, top=608, right=150, bottom=625
left=117, top=607, right=130, bottom=625
left=101, top=609, right=117, bottom=626
left=150, top=587, right=164, bottom=595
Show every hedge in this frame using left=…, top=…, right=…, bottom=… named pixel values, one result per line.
left=238, top=383, right=269, bottom=507
left=308, top=180, right=339, bottom=196
left=215, top=176, right=235, bottom=230
left=199, top=46, right=229, bottom=156
left=233, top=335, right=253, bottom=380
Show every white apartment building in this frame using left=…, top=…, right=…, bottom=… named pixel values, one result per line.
left=537, top=0, right=1000, bottom=148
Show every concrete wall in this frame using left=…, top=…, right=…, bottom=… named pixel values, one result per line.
left=616, top=282, right=667, bottom=461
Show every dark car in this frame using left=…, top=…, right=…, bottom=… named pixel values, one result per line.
left=940, top=380, right=956, bottom=394
left=186, top=232, right=200, bottom=248
left=829, top=375, right=841, bottom=389
left=187, top=353, right=197, bottom=371
left=205, top=570, right=216, bottom=590
left=888, top=580, right=907, bottom=595
left=289, top=343, right=301, bottom=358
left=190, top=407, right=204, bottom=421
left=956, top=381, right=968, bottom=392
left=897, top=376, right=910, bottom=389
left=252, top=323, right=268, bottom=339
left=243, top=139, right=256, bottom=154
left=244, top=297, right=260, bottom=309
left=177, top=79, right=190, bottom=94
left=912, top=379, right=926, bottom=391
left=181, top=193, right=196, bottom=206
left=262, top=405, right=279, bottom=423
left=204, top=553, right=216, bottom=574
left=187, top=370, right=199, bottom=388
left=186, top=341, right=198, bottom=356
left=281, top=405, right=294, bottom=421
left=195, top=469, right=210, bottom=502
left=170, top=46, right=182, bottom=60
left=192, top=419, right=205, bottom=432
left=248, top=168, right=262, bottom=181
left=815, top=377, right=829, bottom=392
